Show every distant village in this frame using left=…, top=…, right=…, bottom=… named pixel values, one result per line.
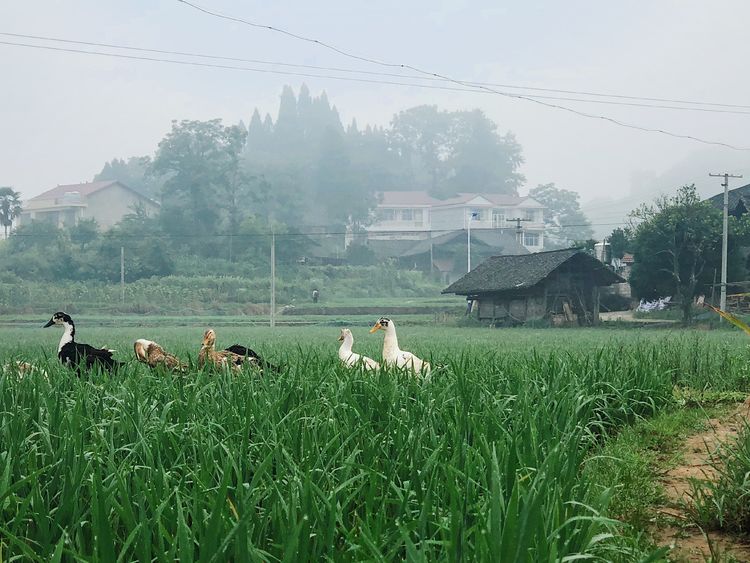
left=8, top=176, right=748, bottom=327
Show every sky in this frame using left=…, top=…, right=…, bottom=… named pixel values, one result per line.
left=2, top=1, right=749, bottom=235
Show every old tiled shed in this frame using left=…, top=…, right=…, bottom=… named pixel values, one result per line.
left=442, top=248, right=625, bottom=325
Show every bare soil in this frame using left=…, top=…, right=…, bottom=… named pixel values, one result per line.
left=654, top=402, right=750, bottom=562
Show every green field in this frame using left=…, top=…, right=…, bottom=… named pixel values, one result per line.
left=1, top=325, right=749, bottom=561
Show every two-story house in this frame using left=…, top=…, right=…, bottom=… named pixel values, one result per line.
left=18, top=180, right=160, bottom=229
left=368, top=191, right=545, bottom=251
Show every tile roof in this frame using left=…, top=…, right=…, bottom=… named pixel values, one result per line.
left=706, top=183, right=750, bottom=213
left=399, top=229, right=529, bottom=257
left=377, top=191, right=537, bottom=208
left=442, top=248, right=624, bottom=295
left=29, top=181, right=120, bottom=201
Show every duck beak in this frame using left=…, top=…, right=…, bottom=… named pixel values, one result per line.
left=369, top=322, right=382, bottom=333
left=43, top=319, right=54, bottom=328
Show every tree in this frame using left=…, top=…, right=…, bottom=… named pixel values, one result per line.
left=528, top=183, right=593, bottom=249
left=95, top=205, right=174, bottom=281
left=389, top=106, right=523, bottom=197
left=389, top=105, right=451, bottom=192
left=608, top=227, right=631, bottom=260
left=69, top=218, right=99, bottom=251
left=0, top=187, right=22, bottom=239
left=629, top=184, right=736, bottom=324
left=95, top=156, right=163, bottom=197
left=151, top=119, right=248, bottom=256
left=446, top=110, right=524, bottom=194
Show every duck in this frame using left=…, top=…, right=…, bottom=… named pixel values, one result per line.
left=338, top=328, right=379, bottom=370
left=43, top=312, right=121, bottom=373
left=134, top=339, right=187, bottom=372
left=1, top=361, right=48, bottom=379
left=198, top=329, right=278, bottom=373
left=369, top=317, right=431, bottom=375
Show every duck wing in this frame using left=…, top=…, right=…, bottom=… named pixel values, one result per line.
left=397, top=351, right=429, bottom=374
left=67, top=342, right=120, bottom=371
left=361, top=355, right=380, bottom=370
left=225, top=345, right=281, bottom=373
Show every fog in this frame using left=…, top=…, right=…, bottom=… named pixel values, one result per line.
left=2, top=0, right=749, bottom=232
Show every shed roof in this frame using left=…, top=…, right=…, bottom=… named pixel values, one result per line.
left=706, top=183, right=750, bottom=213
left=442, top=248, right=625, bottom=295
left=400, top=229, right=528, bottom=257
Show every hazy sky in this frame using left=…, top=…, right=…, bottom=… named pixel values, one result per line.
left=2, top=0, right=749, bottom=230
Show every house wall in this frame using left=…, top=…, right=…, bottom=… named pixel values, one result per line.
left=85, top=185, right=159, bottom=228
left=473, top=277, right=603, bottom=325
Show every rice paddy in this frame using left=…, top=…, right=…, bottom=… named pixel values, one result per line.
left=1, top=325, right=749, bottom=561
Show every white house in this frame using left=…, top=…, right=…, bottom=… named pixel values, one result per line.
left=18, top=181, right=159, bottom=229
left=367, top=191, right=546, bottom=251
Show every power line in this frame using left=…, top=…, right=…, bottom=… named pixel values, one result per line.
left=5, top=38, right=750, bottom=118
left=174, top=0, right=750, bottom=151
left=9, top=222, right=627, bottom=241
left=3, top=30, right=750, bottom=112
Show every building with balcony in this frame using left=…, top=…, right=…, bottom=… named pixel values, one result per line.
left=18, top=180, right=159, bottom=229
left=368, top=191, right=545, bottom=251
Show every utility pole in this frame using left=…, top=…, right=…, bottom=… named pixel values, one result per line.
left=270, top=232, right=276, bottom=328
left=508, top=217, right=528, bottom=246
left=120, top=247, right=125, bottom=303
left=467, top=211, right=478, bottom=272
left=429, top=229, right=434, bottom=274
left=709, top=172, right=743, bottom=313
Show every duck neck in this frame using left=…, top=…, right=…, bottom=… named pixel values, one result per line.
left=339, top=334, right=353, bottom=355
left=58, top=321, right=75, bottom=353
left=382, top=324, right=399, bottom=354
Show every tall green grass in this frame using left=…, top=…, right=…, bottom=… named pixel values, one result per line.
left=0, top=328, right=748, bottom=561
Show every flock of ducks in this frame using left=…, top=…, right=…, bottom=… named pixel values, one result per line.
left=2, top=312, right=432, bottom=377
left=339, top=317, right=431, bottom=375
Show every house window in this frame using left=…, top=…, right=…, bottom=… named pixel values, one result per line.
left=523, top=209, right=538, bottom=222
left=378, top=208, right=395, bottom=221
left=493, top=210, right=505, bottom=227
left=401, top=209, right=414, bottom=221
left=469, top=209, right=483, bottom=221
left=413, top=209, right=423, bottom=226
left=524, top=232, right=540, bottom=247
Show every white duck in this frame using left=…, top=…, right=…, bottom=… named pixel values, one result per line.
left=369, top=317, right=430, bottom=375
left=337, top=328, right=379, bottom=371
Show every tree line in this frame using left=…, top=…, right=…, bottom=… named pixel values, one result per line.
left=0, top=84, right=597, bottom=282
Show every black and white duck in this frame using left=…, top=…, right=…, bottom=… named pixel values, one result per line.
left=43, top=312, right=121, bottom=373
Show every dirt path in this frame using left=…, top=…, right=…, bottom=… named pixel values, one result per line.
left=654, top=403, right=750, bottom=561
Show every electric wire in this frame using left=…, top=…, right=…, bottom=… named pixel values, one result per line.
left=5, top=38, right=750, bottom=116
left=3, top=30, right=750, bottom=112
left=174, top=0, right=750, bottom=151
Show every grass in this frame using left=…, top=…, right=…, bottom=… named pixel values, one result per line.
left=1, top=325, right=750, bottom=560
left=584, top=406, right=726, bottom=532
left=690, top=420, right=750, bottom=536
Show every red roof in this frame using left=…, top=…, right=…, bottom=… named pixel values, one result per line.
left=30, top=180, right=120, bottom=201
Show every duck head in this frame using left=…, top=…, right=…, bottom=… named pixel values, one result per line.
left=134, top=339, right=156, bottom=362
left=202, top=329, right=217, bottom=349
left=43, top=311, right=73, bottom=328
left=338, top=328, right=353, bottom=342
left=369, top=317, right=391, bottom=333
